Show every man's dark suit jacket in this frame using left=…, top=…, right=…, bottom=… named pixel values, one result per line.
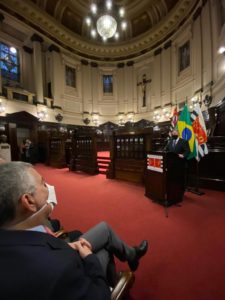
left=165, top=138, right=190, bottom=158
left=0, top=229, right=111, bottom=300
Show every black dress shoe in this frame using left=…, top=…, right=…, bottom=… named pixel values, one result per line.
left=128, top=240, right=148, bottom=271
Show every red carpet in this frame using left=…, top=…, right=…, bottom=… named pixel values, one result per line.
left=35, top=164, right=225, bottom=300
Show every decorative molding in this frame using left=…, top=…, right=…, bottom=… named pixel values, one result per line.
left=0, top=0, right=199, bottom=61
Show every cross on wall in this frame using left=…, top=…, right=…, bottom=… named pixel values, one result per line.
left=137, top=74, right=151, bottom=107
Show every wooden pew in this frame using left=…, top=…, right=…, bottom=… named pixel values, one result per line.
left=107, top=127, right=153, bottom=183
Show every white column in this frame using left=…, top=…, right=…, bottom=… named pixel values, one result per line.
left=48, top=45, right=62, bottom=108
left=31, top=34, right=44, bottom=103
left=91, top=63, right=99, bottom=113
left=81, top=60, right=91, bottom=113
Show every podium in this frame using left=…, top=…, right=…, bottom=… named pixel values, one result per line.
left=145, top=151, right=186, bottom=206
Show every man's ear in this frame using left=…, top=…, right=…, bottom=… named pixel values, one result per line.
left=20, top=194, right=38, bottom=213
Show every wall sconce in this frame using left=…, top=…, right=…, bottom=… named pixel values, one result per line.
left=59, top=126, right=67, bottom=133
left=218, top=46, right=225, bottom=55
left=203, top=95, right=212, bottom=108
left=190, top=96, right=202, bottom=110
left=92, top=113, right=99, bottom=126
left=118, top=112, right=125, bottom=126
left=0, top=101, right=6, bottom=113
left=162, top=107, right=170, bottom=119
left=37, top=109, right=48, bottom=121
left=153, top=109, right=161, bottom=122
left=127, top=112, right=135, bottom=123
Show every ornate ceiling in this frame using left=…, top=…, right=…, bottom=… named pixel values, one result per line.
left=0, top=0, right=199, bottom=61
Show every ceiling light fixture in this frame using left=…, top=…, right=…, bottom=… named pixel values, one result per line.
left=85, top=0, right=127, bottom=41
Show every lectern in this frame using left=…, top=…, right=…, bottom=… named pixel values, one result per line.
left=145, top=151, right=186, bottom=206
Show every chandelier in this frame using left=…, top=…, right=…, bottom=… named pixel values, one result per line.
left=85, top=1, right=127, bottom=41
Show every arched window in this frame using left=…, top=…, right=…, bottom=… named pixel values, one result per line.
left=0, top=42, right=20, bottom=83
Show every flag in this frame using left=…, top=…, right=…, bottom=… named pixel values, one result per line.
left=169, top=106, right=179, bottom=136
left=190, top=103, right=208, bottom=161
left=177, top=104, right=197, bottom=159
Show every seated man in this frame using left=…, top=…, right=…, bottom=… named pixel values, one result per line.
left=0, top=162, right=148, bottom=300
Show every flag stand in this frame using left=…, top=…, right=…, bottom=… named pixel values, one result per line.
left=187, top=161, right=205, bottom=195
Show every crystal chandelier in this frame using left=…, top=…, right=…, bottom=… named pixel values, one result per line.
left=85, top=0, right=127, bottom=41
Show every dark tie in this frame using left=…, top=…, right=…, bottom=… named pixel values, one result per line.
left=172, top=139, right=176, bottom=149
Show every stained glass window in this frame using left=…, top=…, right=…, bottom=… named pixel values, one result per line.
left=0, top=42, right=20, bottom=82
left=103, top=75, right=113, bottom=94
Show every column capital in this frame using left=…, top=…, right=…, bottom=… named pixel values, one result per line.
left=117, top=62, right=125, bottom=68
left=164, top=40, right=172, bottom=50
left=90, top=62, right=98, bottom=68
left=23, top=46, right=33, bottom=54
left=127, top=61, right=134, bottom=67
left=31, top=34, right=43, bottom=43
left=48, top=44, right=60, bottom=52
left=154, top=48, right=162, bottom=56
left=81, top=59, right=89, bottom=65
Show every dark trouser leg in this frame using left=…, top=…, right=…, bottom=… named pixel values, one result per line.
left=81, top=221, right=135, bottom=262
left=81, top=222, right=135, bottom=282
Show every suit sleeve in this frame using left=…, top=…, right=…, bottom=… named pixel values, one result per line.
left=183, top=140, right=190, bottom=158
left=51, top=252, right=111, bottom=300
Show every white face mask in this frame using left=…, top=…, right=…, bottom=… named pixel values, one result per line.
left=46, top=183, right=58, bottom=206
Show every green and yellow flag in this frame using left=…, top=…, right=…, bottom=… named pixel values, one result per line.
left=177, top=104, right=197, bottom=159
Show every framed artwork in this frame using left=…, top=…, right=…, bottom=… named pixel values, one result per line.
left=65, top=65, right=76, bottom=88
left=103, top=75, right=113, bottom=94
left=179, top=41, right=190, bottom=72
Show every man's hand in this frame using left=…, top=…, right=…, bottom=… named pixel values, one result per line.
left=68, top=241, right=92, bottom=258
left=79, top=237, right=92, bottom=251
left=178, top=154, right=184, bottom=158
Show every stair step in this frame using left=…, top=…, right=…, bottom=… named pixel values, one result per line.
left=99, top=165, right=108, bottom=169
left=99, top=170, right=107, bottom=174
left=97, top=156, right=111, bottom=160
left=98, top=162, right=109, bottom=166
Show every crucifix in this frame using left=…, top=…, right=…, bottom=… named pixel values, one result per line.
left=137, top=74, right=151, bottom=107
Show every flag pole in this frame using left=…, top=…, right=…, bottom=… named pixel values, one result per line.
left=187, top=160, right=205, bottom=195
left=187, top=101, right=206, bottom=196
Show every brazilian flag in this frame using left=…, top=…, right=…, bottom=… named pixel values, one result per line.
left=177, top=104, right=197, bottom=159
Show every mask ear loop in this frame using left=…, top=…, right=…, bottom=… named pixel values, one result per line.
left=9, top=203, right=53, bottom=230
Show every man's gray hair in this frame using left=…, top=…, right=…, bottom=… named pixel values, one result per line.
left=0, top=162, right=36, bottom=226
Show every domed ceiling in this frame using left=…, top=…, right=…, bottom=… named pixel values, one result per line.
left=0, top=0, right=199, bottom=61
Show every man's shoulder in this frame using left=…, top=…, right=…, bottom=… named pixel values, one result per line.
left=0, top=229, right=69, bottom=249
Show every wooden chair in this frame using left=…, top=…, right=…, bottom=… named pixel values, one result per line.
left=111, top=270, right=134, bottom=300
left=12, top=204, right=135, bottom=300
